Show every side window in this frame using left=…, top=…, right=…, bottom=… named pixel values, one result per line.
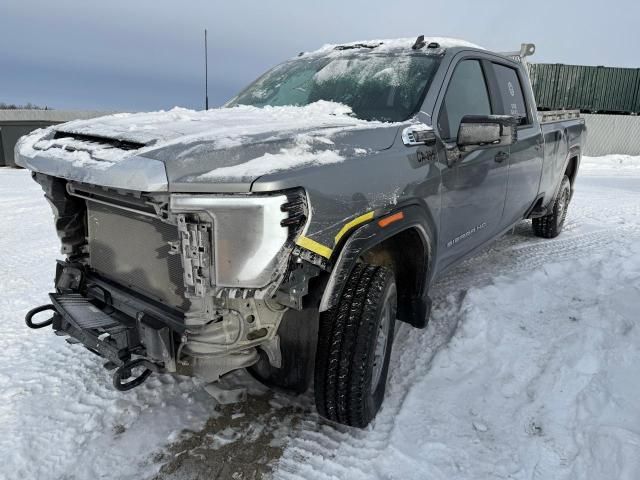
left=438, top=60, right=491, bottom=140
left=492, top=63, right=528, bottom=122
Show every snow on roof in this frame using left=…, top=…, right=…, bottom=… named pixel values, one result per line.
left=300, top=36, right=483, bottom=57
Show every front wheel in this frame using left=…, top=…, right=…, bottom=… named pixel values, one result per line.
left=314, top=263, right=397, bottom=428
left=533, top=175, right=571, bottom=238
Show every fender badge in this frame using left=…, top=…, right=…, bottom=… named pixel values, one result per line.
left=408, top=148, right=435, bottom=169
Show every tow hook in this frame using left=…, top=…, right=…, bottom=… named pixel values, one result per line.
left=25, top=304, right=57, bottom=329
left=112, top=358, right=161, bottom=392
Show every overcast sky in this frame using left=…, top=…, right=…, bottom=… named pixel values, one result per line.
left=2, top=0, right=639, bottom=112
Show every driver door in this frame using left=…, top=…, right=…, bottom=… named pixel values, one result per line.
left=435, top=58, right=510, bottom=271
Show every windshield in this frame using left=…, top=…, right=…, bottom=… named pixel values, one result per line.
left=227, top=54, right=441, bottom=122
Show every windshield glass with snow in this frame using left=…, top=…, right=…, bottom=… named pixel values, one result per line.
left=228, top=54, right=441, bottom=122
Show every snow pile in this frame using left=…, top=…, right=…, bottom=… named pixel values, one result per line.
left=581, top=154, right=640, bottom=173
left=274, top=155, right=640, bottom=480
left=301, top=37, right=483, bottom=57
left=1, top=154, right=639, bottom=479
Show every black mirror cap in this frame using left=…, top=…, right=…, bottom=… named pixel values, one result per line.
left=457, top=114, right=519, bottom=150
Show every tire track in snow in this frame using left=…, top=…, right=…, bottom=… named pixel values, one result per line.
left=276, top=292, right=467, bottom=480
left=273, top=177, right=640, bottom=480
left=432, top=225, right=639, bottom=301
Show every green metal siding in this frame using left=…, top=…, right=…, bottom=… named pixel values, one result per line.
left=529, top=63, right=559, bottom=110
left=530, top=63, right=640, bottom=114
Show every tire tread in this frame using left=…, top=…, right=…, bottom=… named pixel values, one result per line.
left=533, top=175, right=571, bottom=239
left=315, top=264, right=395, bottom=427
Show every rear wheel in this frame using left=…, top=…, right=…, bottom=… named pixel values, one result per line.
left=533, top=175, right=571, bottom=238
left=314, top=263, right=396, bottom=428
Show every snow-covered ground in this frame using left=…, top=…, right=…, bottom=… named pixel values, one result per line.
left=0, top=168, right=216, bottom=480
left=0, top=155, right=639, bottom=480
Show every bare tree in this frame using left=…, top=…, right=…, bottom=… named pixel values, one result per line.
left=0, top=102, right=49, bottom=110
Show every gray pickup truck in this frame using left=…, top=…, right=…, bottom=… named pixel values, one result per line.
left=17, top=36, right=584, bottom=428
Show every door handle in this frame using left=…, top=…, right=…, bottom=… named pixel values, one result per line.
left=494, top=151, right=509, bottom=163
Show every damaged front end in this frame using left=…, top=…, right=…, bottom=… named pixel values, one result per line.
left=26, top=172, right=320, bottom=401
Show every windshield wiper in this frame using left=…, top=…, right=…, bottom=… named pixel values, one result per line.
left=334, top=42, right=383, bottom=51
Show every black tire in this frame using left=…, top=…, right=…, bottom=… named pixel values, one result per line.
left=533, top=175, right=571, bottom=239
left=314, top=263, right=397, bottom=428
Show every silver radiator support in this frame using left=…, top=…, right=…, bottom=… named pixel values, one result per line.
left=87, top=202, right=189, bottom=310
left=80, top=193, right=290, bottom=400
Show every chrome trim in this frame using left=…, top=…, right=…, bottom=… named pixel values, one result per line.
left=401, top=123, right=435, bottom=146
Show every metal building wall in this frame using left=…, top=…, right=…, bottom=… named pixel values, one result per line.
left=0, top=122, right=52, bottom=167
left=582, top=114, right=640, bottom=156
left=0, top=110, right=109, bottom=167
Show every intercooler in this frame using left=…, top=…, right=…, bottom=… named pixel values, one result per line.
left=86, top=202, right=189, bottom=310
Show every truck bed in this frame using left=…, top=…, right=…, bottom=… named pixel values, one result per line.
left=537, top=110, right=581, bottom=123
left=536, top=110, right=585, bottom=209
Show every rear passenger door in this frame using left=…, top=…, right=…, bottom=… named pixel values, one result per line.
left=487, top=61, right=544, bottom=226
left=435, top=57, right=510, bottom=271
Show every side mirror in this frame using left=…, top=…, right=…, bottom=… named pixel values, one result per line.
left=456, top=115, right=519, bottom=152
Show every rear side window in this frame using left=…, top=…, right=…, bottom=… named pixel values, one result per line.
left=492, top=63, right=528, bottom=121
left=438, top=60, right=492, bottom=140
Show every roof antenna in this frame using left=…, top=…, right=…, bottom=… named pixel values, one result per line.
left=412, top=35, right=426, bottom=50
left=204, top=29, right=209, bottom=110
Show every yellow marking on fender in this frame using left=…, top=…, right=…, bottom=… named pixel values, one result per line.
left=334, top=211, right=375, bottom=245
left=296, top=235, right=333, bottom=259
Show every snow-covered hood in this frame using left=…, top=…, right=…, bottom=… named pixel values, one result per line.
left=15, top=101, right=400, bottom=192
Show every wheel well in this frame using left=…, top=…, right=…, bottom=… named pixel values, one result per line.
left=360, top=227, right=427, bottom=326
left=565, top=156, right=579, bottom=185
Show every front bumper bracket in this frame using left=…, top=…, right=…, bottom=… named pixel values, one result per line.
left=25, top=292, right=162, bottom=391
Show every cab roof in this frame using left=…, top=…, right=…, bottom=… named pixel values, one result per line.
left=299, top=36, right=484, bottom=58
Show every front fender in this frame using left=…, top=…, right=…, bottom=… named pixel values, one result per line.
left=319, top=204, right=436, bottom=328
